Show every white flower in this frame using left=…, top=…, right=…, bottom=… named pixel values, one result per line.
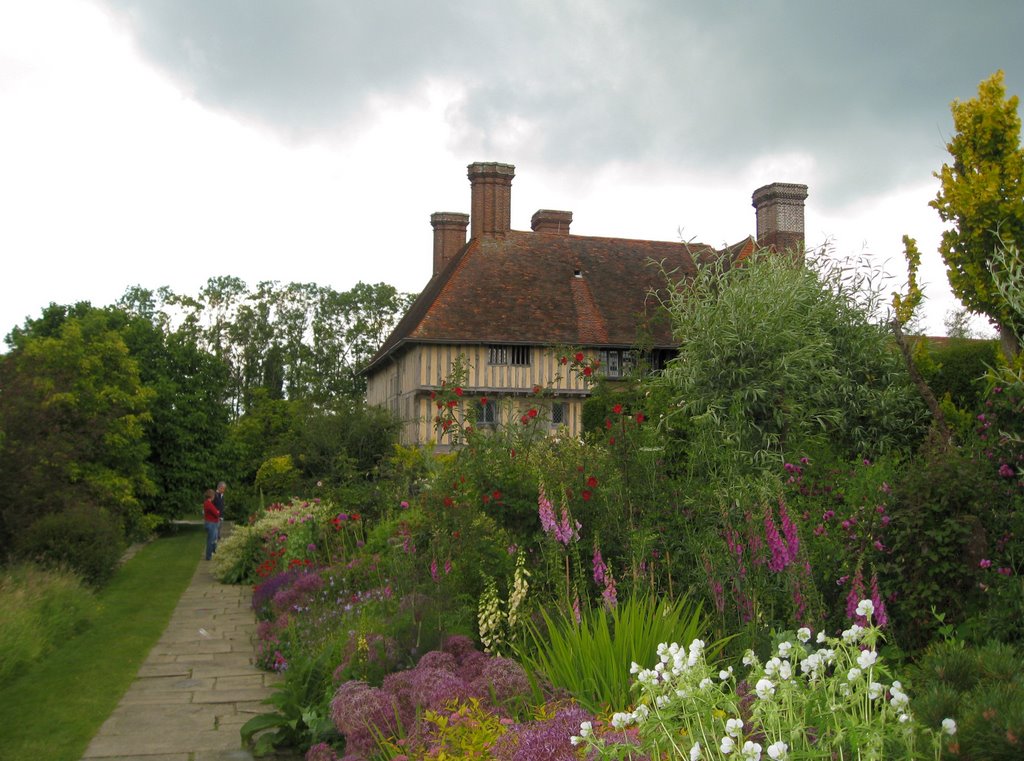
left=630, top=661, right=641, bottom=674
left=856, top=599, right=874, bottom=618
left=742, top=649, right=757, bottom=666
left=847, top=667, right=862, bottom=682
left=726, top=718, right=744, bottom=738
left=842, top=624, right=865, bottom=644
left=899, top=712, right=911, bottom=723
left=632, top=704, right=650, bottom=723
left=816, top=630, right=827, bottom=643
left=755, top=678, right=775, bottom=700
left=720, top=736, right=736, bottom=754
left=868, top=681, right=884, bottom=700
left=611, top=712, right=631, bottom=729
left=741, top=740, right=763, bottom=761
left=778, top=660, right=793, bottom=681
left=719, top=666, right=734, bottom=681
left=857, top=649, right=878, bottom=670
left=800, top=653, right=821, bottom=675
left=766, top=740, right=788, bottom=760
left=690, top=741, right=703, bottom=761
left=579, top=721, right=593, bottom=738
left=777, top=641, right=793, bottom=658
left=699, top=677, right=714, bottom=689
left=942, top=718, right=957, bottom=736
left=765, top=657, right=781, bottom=677
left=570, top=735, right=582, bottom=746
left=655, top=694, right=671, bottom=708
left=797, top=627, right=811, bottom=643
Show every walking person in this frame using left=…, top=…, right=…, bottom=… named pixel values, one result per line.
left=203, top=488, right=220, bottom=561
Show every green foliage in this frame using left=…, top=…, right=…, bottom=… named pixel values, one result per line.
left=919, top=337, right=1000, bottom=412
left=514, top=593, right=707, bottom=713
left=0, top=308, right=156, bottom=547
left=242, top=651, right=339, bottom=756
left=0, top=564, right=98, bottom=682
left=401, top=698, right=509, bottom=760
left=910, top=641, right=1024, bottom=760
left=17, top=505, right=126, bottom=587
left=656, top=250, right=926, bottom=483
left=255, top=454, right=301, bottom=502
left=883, top=436, right=1013, bottom=651
left=932, top=70, right=1024, bottom=350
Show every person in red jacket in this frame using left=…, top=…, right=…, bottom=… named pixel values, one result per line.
left=203, top=488, right=220, bottom=560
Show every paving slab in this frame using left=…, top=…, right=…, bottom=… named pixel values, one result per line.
left=81, top=538, right=299, bottom=760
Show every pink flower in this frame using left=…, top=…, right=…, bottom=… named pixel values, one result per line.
left=980, top=558, right=993, bottom=569
left=998, top=463, right=1016, bottom=478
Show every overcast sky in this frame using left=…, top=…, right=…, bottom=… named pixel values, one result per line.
left=3, top=0, right=1022, bottom=342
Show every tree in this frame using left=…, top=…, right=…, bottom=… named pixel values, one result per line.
left=932, top=70, right=1024, bottom=357
left=0, top=310, right=155, bottom=546
left=656, top=250, right=927, bottom=484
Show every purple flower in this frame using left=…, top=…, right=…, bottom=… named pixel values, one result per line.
left=306, top=742, right=340, bottom=761
left=592, top=548, right=607, bottom=585
left=999, top=463, right=1016, bottom=478
left=491, top=705, right=595, bottom=761
left=330, top=681, right=402, bottom=757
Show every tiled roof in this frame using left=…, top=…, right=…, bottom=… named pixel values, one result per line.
left=365, top=230, right=732, bottom=373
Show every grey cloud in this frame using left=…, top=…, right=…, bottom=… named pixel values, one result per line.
left=95, top=0, right=1024, bottom=208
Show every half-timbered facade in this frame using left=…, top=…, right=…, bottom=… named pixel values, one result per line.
left=364, top=162, right=807, bottom=447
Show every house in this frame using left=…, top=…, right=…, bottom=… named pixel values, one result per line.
left=364, top=161, right=808, bottom=447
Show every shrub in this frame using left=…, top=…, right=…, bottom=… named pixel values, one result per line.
left=573, top=602, right=956, bottom=761
left=514, top=593, right=707, bottom=714
left=17, top=504, right=125, bottom=586
left=910, top=640, right=1024, bottom=760
left=0, top=563, right=98, bottom=681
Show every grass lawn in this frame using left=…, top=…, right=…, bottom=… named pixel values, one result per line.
left=0, top=526, right=202, bottom=761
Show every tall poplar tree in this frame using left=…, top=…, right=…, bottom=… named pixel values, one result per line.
left=932, top=70, right=1024, bottom=356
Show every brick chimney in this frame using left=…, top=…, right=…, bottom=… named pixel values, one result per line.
left=431, top=212, right=469, bottom=275
left=467, top=161, right=515, bottom=238
left=531, top=209, right=572, bottom=235
left=752, top=182, right=808, bottom=255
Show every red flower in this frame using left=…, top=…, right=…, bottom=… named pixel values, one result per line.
left=446, top=399, right=457, bottom=408
left=582, top=489, right=592, bottom=501
left=430, top=391, right=437, bottom=400
left=587, top=476, right=598, bottom=488
left=636, top=412, right=646, bottom=423
left=443, top=496, right=454, bottom=508
left=605, top=418, right=612, bottom=429
left=454, top=387, right=463, bottom=396
left=452, top=530, right=461, bottom=539
left=612, top=403, right=623, bottom=414
left=480, top=396, right=488, bottom=405
left=533, top=385, right=541, bottom=394
left=482, top=494, right=491, bottom=504
left=560, top=356, right=568, bottom=364
left=492, top=490, right=501, bottom=501
left=351, top=512, right=360, bottom=521
left=521, top=415, right=529, bottom=425
left=574, top=352, right=585, bottom=362
left=583, top=366, right=593, bottom=376
left=442, top=419, right=452, bottom=430
left=609, top=436, right=616, bottom=445
left=527, top=408, right=538, bottom=418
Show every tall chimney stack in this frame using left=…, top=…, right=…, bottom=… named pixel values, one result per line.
left=431, top=212, right=469, bottom=275
left=752, top=182, right=808, bottom=256
left=467, top=162, right=515, bottom=238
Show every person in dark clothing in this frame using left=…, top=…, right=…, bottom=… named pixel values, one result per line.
left=213, top=481, right=226, bottom=541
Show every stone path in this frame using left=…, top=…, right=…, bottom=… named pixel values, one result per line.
left=81, top=530, right=299, bottom=761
